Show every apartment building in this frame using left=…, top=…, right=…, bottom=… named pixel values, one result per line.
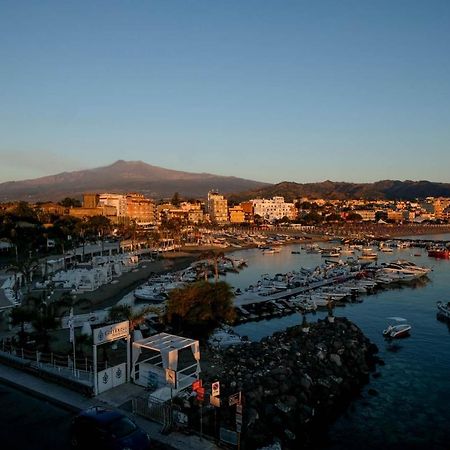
left=250, top=196, right=296, bottom=222
left=229, top=206, right=245, bottom=223
left=126, top=193, right=156, bottom=224
left=207, top=191, right=228, bottom=223
left=98, top=193, right=128, bottom=218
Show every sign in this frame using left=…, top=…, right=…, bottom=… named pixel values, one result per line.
left=236, top=413, right=243, bottom=425
left=228, top=392, right=241, bottom=407
left=236, top=423, right=242, bottom=433
left=211, top=381, right=220, bottom=397
left=93, top=321, right=129, bottom=345
left=236, top=404, right=243, bottom=414
left=165, top=368, right=177, bottom=388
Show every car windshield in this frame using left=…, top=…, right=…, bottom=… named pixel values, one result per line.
left=108, top=416, right=137, bottom=438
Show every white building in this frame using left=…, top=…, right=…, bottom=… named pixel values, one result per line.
left=250, top=196, right=296, bottom=222
left=98, top=193, right=128, bottom=217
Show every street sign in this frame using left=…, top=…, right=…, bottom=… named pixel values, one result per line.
left=236, top=413, right=243, bottom=425
left=212, top=381, right=220, bottom=397
left=236, top=404, right=243, bottom=414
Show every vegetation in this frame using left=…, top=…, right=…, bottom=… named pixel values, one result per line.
left=165, top=281, right=236, bottom=336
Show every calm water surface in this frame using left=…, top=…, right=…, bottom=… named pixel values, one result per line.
left=221, top=235, right=450, bottom=449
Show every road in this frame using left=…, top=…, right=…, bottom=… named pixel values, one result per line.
left=0, top=381, right=73, bottom=449
left=0, top=381, right=171, bottom=450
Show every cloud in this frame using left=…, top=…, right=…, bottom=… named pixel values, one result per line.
left=0, top=150, right=86, bottom=182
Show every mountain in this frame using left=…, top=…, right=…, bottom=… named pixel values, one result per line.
left=0, top=160, right=270, bottom=202
left=227, top=180, right=450, bottom=203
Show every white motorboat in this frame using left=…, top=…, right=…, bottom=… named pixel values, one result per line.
left=383, top=317, right=411, bottom=338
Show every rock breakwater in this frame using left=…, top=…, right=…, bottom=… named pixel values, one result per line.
left=203, top=317, right=381, bottom=449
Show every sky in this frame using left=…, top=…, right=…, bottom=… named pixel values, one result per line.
left=1, top=0, right=450, bottom=184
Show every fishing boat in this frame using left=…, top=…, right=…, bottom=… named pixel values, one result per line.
left=383, top=317, right=411, bottom=339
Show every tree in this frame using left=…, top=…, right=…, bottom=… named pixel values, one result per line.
left=59, top=197, right=81, bottom=208
left=10, top=306, right=34, bottom=344
left=107, top=304, right=159, bottom=334
left=346, top=212, right=363, bottom=222
left=171, top=192, right=181, bottom=207
left=165, top=281, right=235, bottom=334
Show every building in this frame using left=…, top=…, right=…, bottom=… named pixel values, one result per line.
left=354, top=210, right=376, bottom=221
left=83, top=193, right=99, bottom=209
left=207, top=191, right=228, bottom=224
left=229, top=206, right=245, bottom=224
left=250, top=196, right=296, bottom=222
left=126, top=193, right=156, bottom=224
left=98, top=193, right=128, bottom=218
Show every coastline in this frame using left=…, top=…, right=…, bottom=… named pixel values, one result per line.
left=74, top=223, right=450, bottom=313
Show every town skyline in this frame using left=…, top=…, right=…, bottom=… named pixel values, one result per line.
left=1, top=1, right=450, bottom=184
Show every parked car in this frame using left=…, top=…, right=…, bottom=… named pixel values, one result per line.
left=70, top=406, right=152, bottom=449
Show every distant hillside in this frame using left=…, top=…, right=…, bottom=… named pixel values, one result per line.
left=0, top=160, right=269, bottom=202
left=227, top=180, right=450, bottom=203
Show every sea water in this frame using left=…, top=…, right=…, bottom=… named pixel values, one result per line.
left=222, top=236, right=450, bottom=449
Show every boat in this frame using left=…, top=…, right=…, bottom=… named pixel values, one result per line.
left=427, top=246, right=450, bottom=259
left=437, top=301, right=450, bottom=320
left=359, top=247, right=378, bottom=260
left=383, top=317, right=411, bottom=338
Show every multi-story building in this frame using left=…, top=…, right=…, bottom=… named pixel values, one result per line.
left=250, top=196, right=296, bottom=222
left=229, top=206, right=245, bottom=223
left=354, top=210, right=376, bottom=221
left=83, top=193, right=99, bottom=208
left=98, top=193, right=128, bottom=218
left=240, top=201, right=255, bottom=223
left=207, top=191, right=228, bottom=223
left=126, top=193, right=156, bottom=224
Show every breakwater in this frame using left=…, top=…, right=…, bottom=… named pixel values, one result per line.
left=203, top=317, right=380, bottom=449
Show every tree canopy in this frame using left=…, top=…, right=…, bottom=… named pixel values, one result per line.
left=165, top=281, right=235, bottom=335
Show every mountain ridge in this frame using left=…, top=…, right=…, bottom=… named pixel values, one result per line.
left=0, top=160, right=270, bottom=202
left=1, top=160, right=449, bottom=202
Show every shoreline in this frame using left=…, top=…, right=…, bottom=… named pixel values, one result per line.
left=74, top=224, right=450, bottom=312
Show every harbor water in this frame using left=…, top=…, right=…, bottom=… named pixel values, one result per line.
left=222, top=237, right=450, bottom=449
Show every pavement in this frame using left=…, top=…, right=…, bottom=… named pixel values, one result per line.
left=0, top=362, right=220, bottom=450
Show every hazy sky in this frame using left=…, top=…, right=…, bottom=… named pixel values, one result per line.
left=1, top=1, right=449, bottom=184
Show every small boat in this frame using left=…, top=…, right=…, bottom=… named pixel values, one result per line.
left=427, top=246, right=450, bottom=259
left=383, top=317, right=411, bottom=339
left=437, top=301, right=450, bottom=320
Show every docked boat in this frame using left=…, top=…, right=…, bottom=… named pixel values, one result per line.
left=359, top=247, right=378, bottom=260
left=437, top=301, right=450, bottom=320
left=383, top=317, right=411, bottom=338
left=427, top=246, right=450, bottom=259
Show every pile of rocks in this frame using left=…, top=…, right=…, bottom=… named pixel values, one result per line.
left=203, top=317, right=381, bottom=449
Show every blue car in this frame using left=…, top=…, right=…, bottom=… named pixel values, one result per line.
left=71, top=406, right=152, bottom=450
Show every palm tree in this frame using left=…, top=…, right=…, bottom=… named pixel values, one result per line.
left=27, top=296, right=61, bottom=351
left=7, top=257, right=39, bottom=298
left=107, top=304, right=159, bottom=334
left=54, top=292, right=92, bottom=317
left=9, top=305, right=34, bottom=345
left=197, top=250, right=236, bottom=283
